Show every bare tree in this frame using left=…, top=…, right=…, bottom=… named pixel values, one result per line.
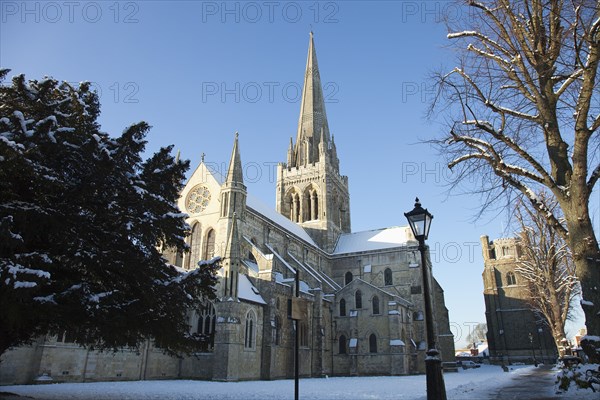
left=465, top=323, right=488, bottom=347
left=514, top=194, right=579, bottom=356
left=431, top=0, right=600, bottom=360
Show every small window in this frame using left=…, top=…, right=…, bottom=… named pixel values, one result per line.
left=411, top=285, right=422, bottom=294
left=345, top=271, right=353, bottom=285
left=369, top=334, right=377, bottom=353
left=413, top=311, right=424, bottom=321
left=355, top=290, right=362, bottom=309
left=501, top=246, right=513, bottom=257
left=372, top=296, right=380, bottom=315
left=384, top=268, right=393, bottom=286
left=339, top=335, right=347, bottom=354
left=245, top=310, right=256, bottom=349
left=339, top=298, right=346, bottom=317
left=506, top=271, right=517, bottom=286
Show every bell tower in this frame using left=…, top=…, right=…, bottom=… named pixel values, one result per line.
left=276, top=33, right=351, bottom=252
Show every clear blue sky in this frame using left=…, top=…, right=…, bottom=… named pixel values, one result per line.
left=2, top=1, right=594, bottom=346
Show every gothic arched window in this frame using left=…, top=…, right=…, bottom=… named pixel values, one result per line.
left=339, top=298, right=346, bottom=317
left=204, top=228, right=215, bottom=259
left=245, top=310, right=256, bottom=349
left=196, top=302, right=216, bottom=352
left=506, top=271, right=517, bottom=286
left=355, top=290, right=362, bottom=309
left=189, top=222, right=202, bottom=269
left=354, top=290, right=362, bottom=309
left=372, top=296, right=380, bottom=315
left=369, top=334, right=377, bottom=353
left=303, top=186, right=319, bottom=221
left=345, top=271, right=353, bottom=285
left=384, top=268, right=393, bottom=286
left=287, top=189, right=302, bottom=223
left=339, top=335, right=347, bottom=354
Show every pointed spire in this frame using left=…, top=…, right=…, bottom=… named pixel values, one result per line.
left=175, top=150, right=181, bottom=164
left=225, top=132, right=243, bottom=185
left=295, top=32, right=330, bottom=165
left=319, top=127, right=326, bottom=154
left=287, top=137, right=295, bottom=166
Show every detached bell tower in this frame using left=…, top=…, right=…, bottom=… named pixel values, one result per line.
left=276, top=33, right=351, bottom=252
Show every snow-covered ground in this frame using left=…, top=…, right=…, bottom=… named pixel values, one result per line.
left=1, top=365, right=597, bottom=399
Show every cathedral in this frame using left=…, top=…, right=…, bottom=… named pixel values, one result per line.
left=0, top=34, right=454, bottom=384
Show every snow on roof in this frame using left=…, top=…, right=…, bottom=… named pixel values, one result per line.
left=246, top=193, right=317, bottom=246
left=238, top=274, right=266, bottom=305
left=390, top=339, right=405, bottom=346
left=286, top=251, right=322, bottom=284
left=265, top=244, right=296, bottom=275
left=333, top=226, right=413, bottom=254
left=241, top=259, right=259, bottom=276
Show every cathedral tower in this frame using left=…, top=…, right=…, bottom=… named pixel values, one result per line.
left=276, top=33, right=351, bottom=252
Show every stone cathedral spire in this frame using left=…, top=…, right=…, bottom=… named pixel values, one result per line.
left=276, top=33, right=351, bottom=252
left=292, top=31, right=331, bottom=167
left=220, top=132, right=246, bottom=220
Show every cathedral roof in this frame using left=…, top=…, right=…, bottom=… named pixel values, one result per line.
left=199, top=162, right=318, bottom=247
left=333, top=226, right=413, bottom=255
left=246, top=193, right=317, bottom=247
left=237, top=274, right=266, bottom=305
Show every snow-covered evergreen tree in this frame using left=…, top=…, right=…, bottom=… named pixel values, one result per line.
left=0, top=70, right=219, bottom=356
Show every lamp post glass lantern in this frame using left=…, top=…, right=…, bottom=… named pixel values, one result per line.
left=404, top=198, right=433, bottom=241
left=404, top=197, right=446, bottom=400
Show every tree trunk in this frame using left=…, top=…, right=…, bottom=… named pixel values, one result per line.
left=564, top=204, right=600, bottom=362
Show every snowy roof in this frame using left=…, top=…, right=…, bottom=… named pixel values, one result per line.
left=241, top=259, right=259, bottom=275
left=333, top=226, right=413, bottom=254
left=246, top=193, right=317, bottom=246
left=238, top=274, right=266, bottom=305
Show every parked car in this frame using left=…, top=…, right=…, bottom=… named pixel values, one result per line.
left=461, top=361, right=481, bottom=370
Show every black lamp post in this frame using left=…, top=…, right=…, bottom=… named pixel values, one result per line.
left=405, top=198, right=447, bottom=400
left=528, top=332, right=538, bottom=367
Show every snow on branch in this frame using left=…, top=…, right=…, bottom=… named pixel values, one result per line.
left=588, top=163, right=600, bottom=191
left=467, top=43, right=511, bottom=66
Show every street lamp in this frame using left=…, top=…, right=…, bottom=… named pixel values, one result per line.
left=405, top=198, right=447, bottom=400
left=528, top=332, right=538, bottom=367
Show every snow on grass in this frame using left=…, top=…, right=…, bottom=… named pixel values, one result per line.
left=0, top=365, right=553, bottom=400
